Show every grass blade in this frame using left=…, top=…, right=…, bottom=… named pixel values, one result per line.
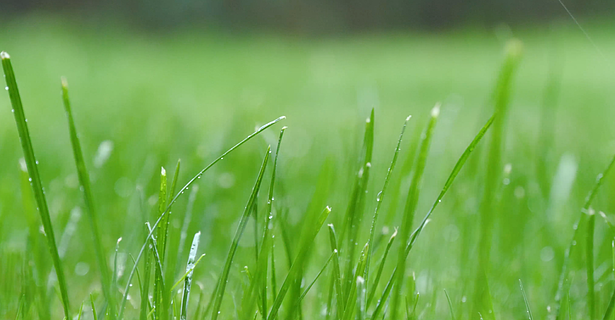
left=444, top=289, right=456, bottom=320
left=365, top=115, right=410, bottom=283
left=180, top=231, right=201, bottom=320
left=162, top=160, right=182, bottom=317
left=1, top=51, right=71, bottom=318
left=61, top=77, right=115, bottom=319
left=473, top=39, right=523, bottom=320
left=370, top=266, right=395, bottom=320
left=603, top=287, right=615, bottom=320
left=91, top=294, right=98, bottom=320
left=519, top=279, right=533, bottom=320
left=118, top=116, right=284, bottom=319
left=294, top=252, right=335, bottom=307
left=366, top=228, right=397, bottom=307
left=392, top=104, right=440, bottom=319
left=112, top=237, right=122, bottom=310
left=240, top=128, right=286, bottom=319
left=407, top=113, right=496, bottom=257
left=211, top=146, right=271, bottom=320
left=587, top=210, right=596, bottom=320
left=373, top=111, right=495, bottom=320
left=171, top=254, right=205, bottom=292
left=553, top=153, right=615, bottom=320
left=328, top=224, right=345, bottom=315
left=341, top=110, right=374, bottom=297
left=176, top=185, right=199, bottom=274
left=139, top=235, right=153, bottom=320
left=259, top=128, right=286, bottom=317
left=267, top=206, right=331, bottom=320
left=154, top=167, right=168, bottom=320
left=341, top=243, right=369, bottom=320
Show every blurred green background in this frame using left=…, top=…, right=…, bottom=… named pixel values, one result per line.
left=2, top=2, right=615, bottom=319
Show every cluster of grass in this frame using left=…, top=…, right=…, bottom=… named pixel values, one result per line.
left=3, top=17, right=615, bottom=320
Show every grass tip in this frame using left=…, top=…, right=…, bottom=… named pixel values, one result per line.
left=406, top=115, right=412, bottom=121
left=281, top=126, right=288, bottom=130
left=325, top=206, right=332, bottom=212
left=61, top=76, right=68, bottom=88
left=117, top=237, right=123, bottom=245
left=431, top=103, right=441, bottom=118
left=505, top=38, right=524, bottom=59
left=391, top=228, right=398, bottom=238
left=161, top=166, right=166, bottom=175
left=0, top=51, right=9, bottom=60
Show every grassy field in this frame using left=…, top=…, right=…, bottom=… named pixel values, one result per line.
left=2, top=15, right=615, bottom=319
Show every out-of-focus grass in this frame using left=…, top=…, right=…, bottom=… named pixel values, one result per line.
left=2, top=14, right=615, bottom=319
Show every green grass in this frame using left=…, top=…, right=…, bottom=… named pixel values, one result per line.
left=4, top=15, right=615, bottom=320
left=2, top=51, right=71, bottom=319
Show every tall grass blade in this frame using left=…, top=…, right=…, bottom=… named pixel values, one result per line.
left=61, top=77, right=115, bottom=319
left=118, top=116, right=284, bottom=319
left=365, top=115, right=410, bottom=284
left=154, top=167, right=168, bottom=320
left=536, top=52, right=562, bottom=199
left=211, top=147, right=271, bottom=320
left=180, top=232, right=201, bottom=320
left=391, top=104, right=439, bottom=319
left=260, top=127, right=285, bottom=316
left=1, top=51, right=71, bottom=319
left=473, top=39, right=523, bottom=320
left=341, top=110, right=374, bottom=298
left=162, top=160, right=182, bottom=316
left=240, top=128, right=286, bottom=319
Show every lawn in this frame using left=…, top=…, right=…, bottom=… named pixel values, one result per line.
left=2, top=14, right=615, bottom=319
